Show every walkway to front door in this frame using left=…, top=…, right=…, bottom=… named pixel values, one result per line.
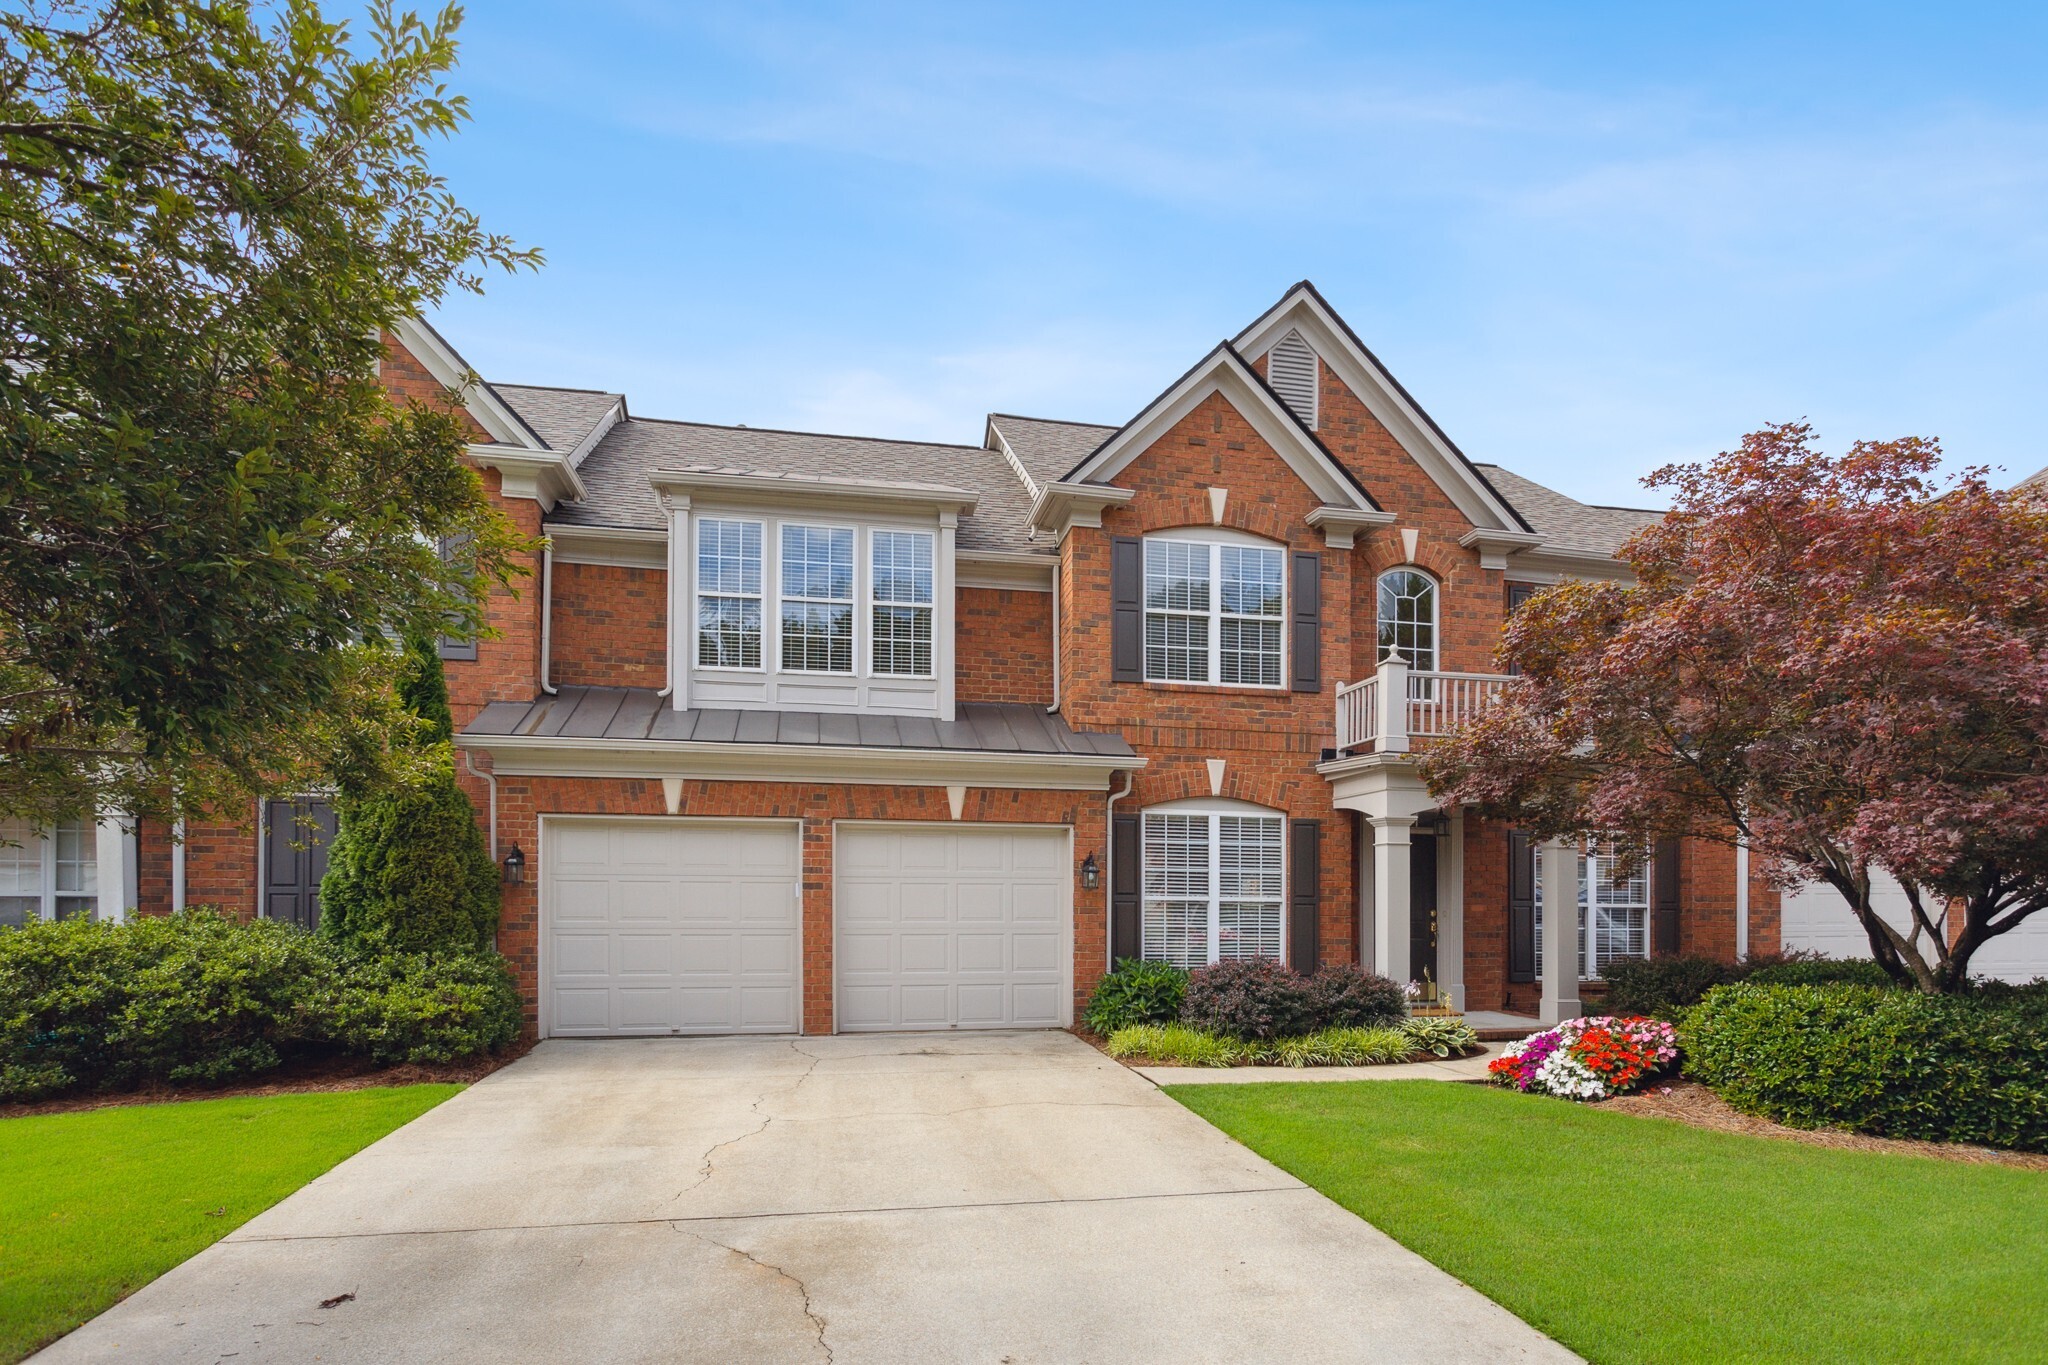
left=36, top=1033, right=1575, bottom=1363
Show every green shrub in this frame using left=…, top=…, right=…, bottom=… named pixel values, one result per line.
left=1105, top=1023, right=1249, bottom=1067
left=1083, top=958, right=1188, bottom=1034
left=1304, top=963, right=1406, bottom=1027
left=326, top=952, right=521, bottom=1064
left=1401, top=1014, right=1481, bottom=1058
left=1182, top=958, right=1316, bottom=1040
left=0, top=909, right=521, bottom=1100
left=1968, top=978, right=2048, bottom=1027
left=1682, top=983, right=2048, bottom=1152
left=320, top=764, right=501, bottom=954
left=1743, top=958, right=1896, bottom=989
left=1602, top=955, right=1744, bottom=1017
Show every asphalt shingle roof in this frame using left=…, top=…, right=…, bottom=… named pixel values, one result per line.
left=545, top=418, right=1046, bottom=555
left=1475, top=464, right=1664, bottom=557
left=463, top=687, right=1135, bottom=758
left=495, top=384, right=624, bottom=456
left=986, top=414, right=1119, bottom=492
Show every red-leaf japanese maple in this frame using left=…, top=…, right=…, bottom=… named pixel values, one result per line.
left=1422, top=423, right=2048, bottom=992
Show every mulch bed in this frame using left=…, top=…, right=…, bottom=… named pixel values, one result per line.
left=1596, top=1079, right=2048, bottom=1171
left=0, top=1037, right=534, bottom=1120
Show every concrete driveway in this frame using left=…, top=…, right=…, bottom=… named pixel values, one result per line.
left=39, top=1032, right=1573, bottom=1363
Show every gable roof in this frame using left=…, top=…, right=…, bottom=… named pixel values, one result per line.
left=1048, top=341, right=1382, bottom=513
left=985, top=413, right=1119, bottom=498
left=545, top=418, right=1043, bottom=555
left=496, top=385, right=626, bottom=462
left=391, top=316, right=548, bottom=450
left=1232, top=280, right=1534, bottom=534
left=1475, top=464, right=1662, bottom=557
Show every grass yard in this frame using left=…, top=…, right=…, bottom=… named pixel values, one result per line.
left=0, top=1085, right=460, bottom=1363
left=1170, top=1080, right=2048, bottom=1365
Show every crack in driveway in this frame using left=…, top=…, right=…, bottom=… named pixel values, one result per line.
left=677, top=1226, right=833, bottom=1363
left=669, top=1039, right=823, bottom=1205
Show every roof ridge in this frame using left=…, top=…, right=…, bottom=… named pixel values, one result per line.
left=494, top=381, right=626, bottom=397
left=617, top=414, right=991, bottom=453
left=986, top=411, right=1121, bottom=429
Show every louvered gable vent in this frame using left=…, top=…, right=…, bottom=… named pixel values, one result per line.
left=1267, top=329, right=1319, bottom=428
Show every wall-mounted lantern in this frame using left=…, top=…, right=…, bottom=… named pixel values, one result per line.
left=502, top=844, right=526, bottom=886
left=1080, top=851, right=1101, bottom=892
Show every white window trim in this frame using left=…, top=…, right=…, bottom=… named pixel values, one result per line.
left=870, top=529, right=937, bottom=680
left=776, top=520, right=860, bottom=676
left=1140, top=799, right=1287, bottom=968
left=1141, top=530, right=1288, bottom=690
left=1534, top=839, right=1653, bottom=981
left=1375, top=567, right=1439, bottom=673
left=0, top=817, right=128, bottom=924
left=694, top=517, right=766, bottom=673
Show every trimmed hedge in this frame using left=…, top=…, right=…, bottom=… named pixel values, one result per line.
left=1305, top=963, right=1407, bottom=1028
left=1681, top=983, right=2048, bottom=1152
left=0, top=910, right=521, bottom=1101
left=1083, top=958, right=1188, bottom=1034
left=1602, top=956, right=1744, bottom=1018
left=1743, top=958, right=1895, bottom=989
left=1104, top=1017, right=1479, bottom=1068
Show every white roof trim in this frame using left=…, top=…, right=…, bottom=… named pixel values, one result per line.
left=391, top=317, right=546, bottom=451
left=563, top=397, right=626, bottom=469
left=454, top=731, right=1142, bottom=789
left=983, top=418, right=1042, bottom=501
left=1055, top=345, right=1377, bottom=514
left=648, top=467, right=978, bottom=515
left=468, top=444, right=585, bottom=511
left=1234, top=286, right=1529, bottom=534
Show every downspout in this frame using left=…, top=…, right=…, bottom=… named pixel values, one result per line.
left=171, top=818, right=186, bottom=912
left=657, top=533, right=674, bottom=698
left=1046, top=556, right=1062, bottom=714
left=538, top=541, right=557, bottom=695
left=1103, top=767, right=1135, bottom=969
left=464, top=749, right=499, bottom=860
left=1735, top=838, right=1750, bottom=960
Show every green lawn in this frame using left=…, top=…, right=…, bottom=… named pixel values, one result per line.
left=0, top=1085, right=460, bottom=1362
left=1170, top=1080, right=2048, bottom=1365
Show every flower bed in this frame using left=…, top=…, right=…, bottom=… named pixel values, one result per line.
left=1488, top=1014, right=1679, bottom=1100
left=1105, top=1016, right=1480, bottom=1068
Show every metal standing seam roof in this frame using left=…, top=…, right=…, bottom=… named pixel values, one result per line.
left=1474, top=464, right=1664, bottom=558
left=543, top=418, right=1049, bottom=556
left=462, top=688, right=1138, bottom=759
left=494, top=384, right=626, bottom=456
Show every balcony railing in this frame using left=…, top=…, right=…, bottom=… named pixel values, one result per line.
left=1333, top=657, right=1512, bottom=755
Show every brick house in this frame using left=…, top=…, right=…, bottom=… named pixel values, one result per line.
left=18, top=281, right=1780, bottom=1034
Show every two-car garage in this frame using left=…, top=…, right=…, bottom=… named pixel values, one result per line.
left=541, top=818, right=1072, bottom=1038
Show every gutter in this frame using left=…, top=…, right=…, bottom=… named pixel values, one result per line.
left=539, top=541, right=557, bottom=695
left=463, top=749, right=499, bottom=859
left=1046, top=556, right=1061, bottom=714
left=1103, top=767, right=1135, bottom=970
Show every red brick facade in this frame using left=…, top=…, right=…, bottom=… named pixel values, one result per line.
left=141, top=310, right=1765, bottom=1032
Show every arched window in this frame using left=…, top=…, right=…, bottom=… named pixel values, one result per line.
left=1376, top=569, right=1437, bottom=672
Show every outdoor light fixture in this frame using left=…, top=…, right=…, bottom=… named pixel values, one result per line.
left=502, top=844, right=525, bottom=886
left=1080, top=851, right=1101, bottom=891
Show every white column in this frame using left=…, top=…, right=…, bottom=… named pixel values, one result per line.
left=937, top=511, right=958, bottom=723
left=664, top=493, right=691, bottom=710
left=95, top=812, right=130, bottom=922
left=1375, top=654, right=1410, bottom=754
left=1441, top=809, right=1466, bottom=1011
left=1371, top=815, right=1414, bottom=984
left=1539, top=837, right=1580, bottom=1024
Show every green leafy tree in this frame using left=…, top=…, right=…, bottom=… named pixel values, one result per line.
left=0, top=0, right=540, bottom=827
left=321, top=633, right=498, bottom=953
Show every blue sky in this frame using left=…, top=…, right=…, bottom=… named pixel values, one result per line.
left=424, top=1, right=2048, bottom=505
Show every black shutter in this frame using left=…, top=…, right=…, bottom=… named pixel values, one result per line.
left=1653, top=838, right=1682, bottom=956
left=1508, top=830, right=1536, bottom=983
left=1504, top=582, right=1538, bottom=676
left=1111, top=536, right=1143, bottom=683
left=1289, top=819, right=1320, bottom=974
left=1111, top=811, right=1141, bottom=962
left=1290, top=551, right=1321, bottom=693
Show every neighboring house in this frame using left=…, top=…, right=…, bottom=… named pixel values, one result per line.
left=93, top=281, right=1787, bottom=1034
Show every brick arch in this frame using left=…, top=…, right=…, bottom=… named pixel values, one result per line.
left=1125, top=501, right=1297, bottom=545
left=1358, top=533, right=1471, bottom=582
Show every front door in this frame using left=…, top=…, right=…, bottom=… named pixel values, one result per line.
left=263, top=798, right=336, bottom=931
left=1410, top=831, right=1439, bottom=987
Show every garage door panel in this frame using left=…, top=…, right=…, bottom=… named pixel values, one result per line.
left=835, top=825, right=1069, bottom=1032
left=544, top=821, right=799, bottom=1038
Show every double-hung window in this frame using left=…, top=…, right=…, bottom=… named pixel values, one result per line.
left=1141, top=809, right=1285, bottom=967
left=871, top=531, right=935, bottom=677
left=1533, top=837, right=1651, bottom=979
left=696, top=519, right=764, bottom=668
left=1143, top=537, right=1285, bottom=686
left=779, top=524, right=856, bottom=673
left=0, top=818, right=96, bottom=927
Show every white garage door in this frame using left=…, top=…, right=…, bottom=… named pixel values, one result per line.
left=544, top=819, right=800, bottom=1037
left=835, top=824, right=1070, bottom=1031
left=1781, top=869, right=2048, bottom=984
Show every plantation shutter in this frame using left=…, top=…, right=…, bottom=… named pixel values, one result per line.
left=1111, top=810, right=1142, bottom=962
left=1289, top=819, right=1320, bottom=974
left=1111, top=535, right=1143, bottom=683
left=1290, top=551, right=1321, bottom=693
left=1508, top=830, right=1536, bottom=983
left=1653, top=838, right=1682, bottom=956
